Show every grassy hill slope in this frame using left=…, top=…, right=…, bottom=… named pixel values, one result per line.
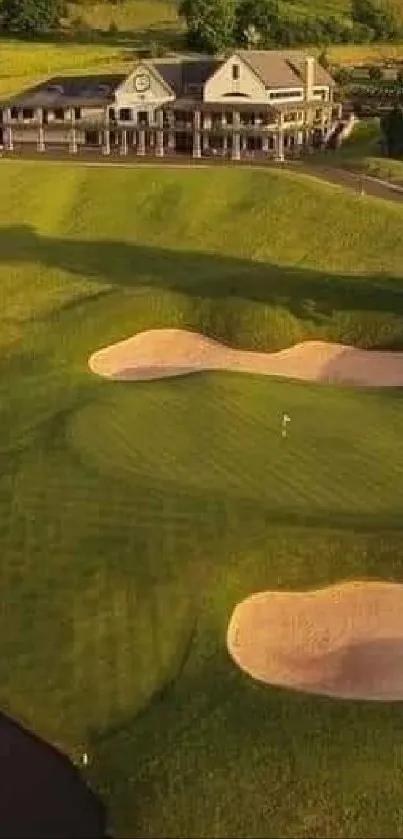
left=2, top=161, right=403, bottom=837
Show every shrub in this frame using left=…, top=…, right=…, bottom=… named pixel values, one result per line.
left=107, top=20, right=118, bottom=35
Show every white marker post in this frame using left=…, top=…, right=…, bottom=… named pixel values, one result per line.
left=82, top=752, right=89, bottom=767
left=281, top=412, right=291, bottom=438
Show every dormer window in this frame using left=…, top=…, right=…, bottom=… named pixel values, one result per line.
left=232, top=64, right=240, bottom=81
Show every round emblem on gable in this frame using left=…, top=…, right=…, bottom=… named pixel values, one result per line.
left=134, top=73, right=151, bottom=93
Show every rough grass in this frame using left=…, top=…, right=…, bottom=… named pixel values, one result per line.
left=2, top=160, right=403, bottom=837
left=0, top=40, right=133, bottom=97
left=314, top=118, right=403, bottom=188
left=66, top=0, right=179, bottom=33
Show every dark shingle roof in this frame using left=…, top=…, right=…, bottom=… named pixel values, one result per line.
left=0, top=711, right=107, bottom=839
left=5, top=74, right=125, bottom=108
left=155, top=58, right=222, bottom=97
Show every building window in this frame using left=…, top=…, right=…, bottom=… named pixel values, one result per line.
left=119, top=108, right=131, bottom=121
left=10, top=107, right=18, bottom=119
left=138, top=110, right=148, bottom=126
left=269, top=90, right=302, bottom=100
left=22, top=107, right=34, bottom=119
left=54, top=108, right=64, bottom=120
left=232, top=64, right=240, bottom=81
left=315, top=109, right=321, bottom=119
left=74, top=107, right=81, bottom=120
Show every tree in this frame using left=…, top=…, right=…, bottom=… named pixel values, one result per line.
left=243, top=23, right=261, bottom=49
left=368, top=63, right=383, bottom=80
left=334, top=67, right=351, bottom=85
left=1, top=0, right=66, bottom=33
left=380, top=104, right=403, bottom=155
left=351, top=0, right=402, bottom=40
left=178, top=0, right=237, bottom=52
left=234, top=0, right=279, bottom=47
left=318, top=49, right=330, bottom=70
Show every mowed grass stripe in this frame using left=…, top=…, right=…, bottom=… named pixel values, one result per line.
left=70, top=374, right=403, bottom=525
left=3, top=161, right=403, bottom=835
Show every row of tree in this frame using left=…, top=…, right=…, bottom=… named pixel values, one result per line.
left=0, top=0, right=402, bottom=44
left=178, top=0, right=403, bottom=54
left=0, top=0, right=67, bottom=33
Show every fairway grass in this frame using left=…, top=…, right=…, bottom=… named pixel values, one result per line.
left=2, top=160, right=403, bottom=836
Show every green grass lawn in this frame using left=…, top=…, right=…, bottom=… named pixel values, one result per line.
left=312, top=118, right=403, bottom=187
left=2, top=160, right=403, bottom=836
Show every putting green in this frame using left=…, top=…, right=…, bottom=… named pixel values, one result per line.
left=70, top=374, right=403, bottom=526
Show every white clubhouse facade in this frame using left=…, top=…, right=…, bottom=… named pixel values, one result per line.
left=0, top=50, right=341, bottom=160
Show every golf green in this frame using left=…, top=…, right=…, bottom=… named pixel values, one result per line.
left=1, top=160, right=403, bottom=837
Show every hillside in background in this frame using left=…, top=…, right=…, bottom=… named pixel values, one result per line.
left=1, top=0, right=403, bottom=64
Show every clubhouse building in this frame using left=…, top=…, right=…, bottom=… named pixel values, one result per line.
left=0, top=50, right=341, bottom=161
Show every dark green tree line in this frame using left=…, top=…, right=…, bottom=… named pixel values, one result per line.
left=0, top=0, right=66, bottom=34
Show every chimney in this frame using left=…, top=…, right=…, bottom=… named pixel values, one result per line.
left=304, top=55, right=315, bottom=101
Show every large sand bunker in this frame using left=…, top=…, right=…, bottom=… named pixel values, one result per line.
left=227, top=581, right=403, bottom=701
left=89, top=329, right=403, bottom=386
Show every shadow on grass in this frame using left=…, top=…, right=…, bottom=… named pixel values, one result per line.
left=1, top=224, right=403, bottom=345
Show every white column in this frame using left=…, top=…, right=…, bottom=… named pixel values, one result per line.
left=202, top=113, right=210, bottom=153
left=167, top=110, right=175, bottom=152
left=4, top=108, right=13, bottom=151
left=103, top=129, right=110, bottom=155
left=262, top=133, right=269, bottom=153
left=232, top=111, right=240, bottom=161
left=69, top=108, right=77, bottom=153
left=138, top=129, right=145, bottom=156
left=35, top=108, right=45, bottom=152
left=120, top=128, right=128, bottom=155
left=103, top=108, right=110, bottom=155
left=155, top=109, right=164, bottom=157
left=193, top=108, right=201, bottom=158
left=276, top=113, right=284, bottom=161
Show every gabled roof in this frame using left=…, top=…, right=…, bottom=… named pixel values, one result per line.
left=237, top=50, right=335, bottom=88
left=283, top=50, right=335, bottom=86
left=155, top=58, right=222, bottom=98
left=237, top=50, right=300, bottom=88
left=123, top=61, right=176, bottom=97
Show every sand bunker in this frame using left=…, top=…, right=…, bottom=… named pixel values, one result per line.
left=89, top=329, right=403, bottom=386
left=227, top=581, right=403, bottom=701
